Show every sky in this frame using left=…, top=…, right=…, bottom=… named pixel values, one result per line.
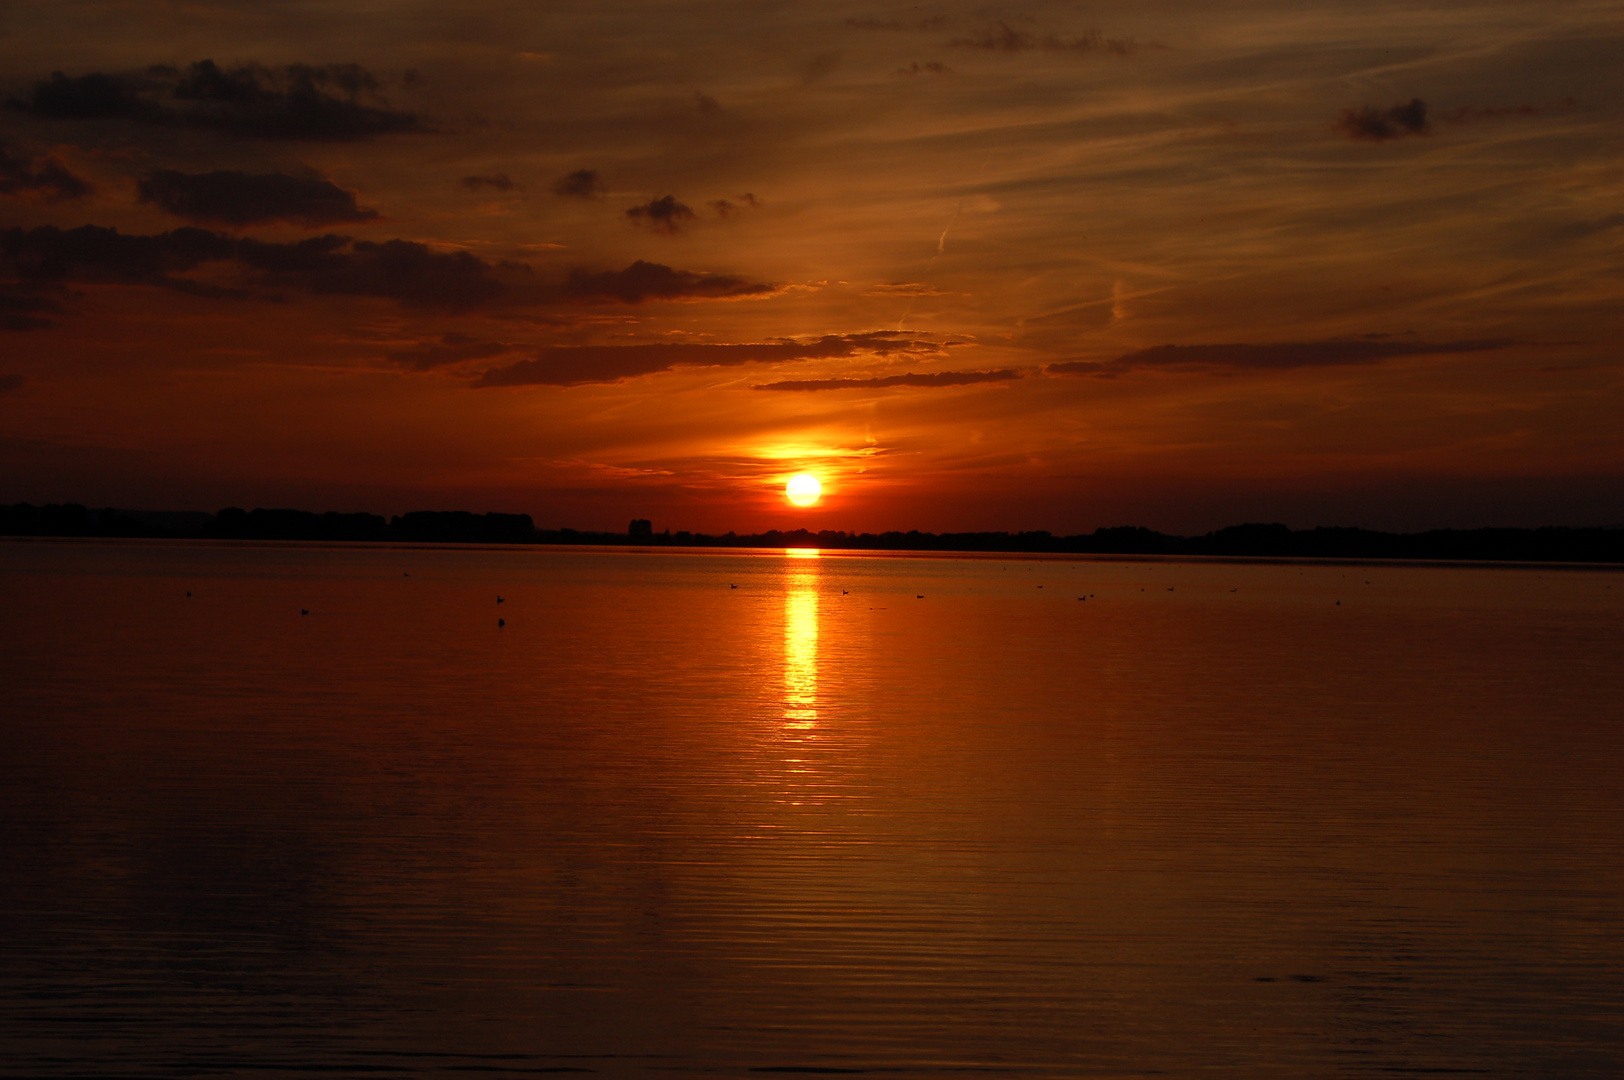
left=1, top=0, right=1621, bottom=534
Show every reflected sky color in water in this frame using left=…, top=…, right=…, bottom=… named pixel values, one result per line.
left=2, top=542, right=1622, bottom=1079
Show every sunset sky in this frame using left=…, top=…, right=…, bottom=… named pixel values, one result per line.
left=2, top=0, right=1620, bottom=534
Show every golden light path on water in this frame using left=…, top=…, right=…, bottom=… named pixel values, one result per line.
left=782, top=549, right=819, bottom=731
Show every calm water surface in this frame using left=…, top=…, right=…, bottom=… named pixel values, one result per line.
left=2, top=541, right=1621, bottom=1078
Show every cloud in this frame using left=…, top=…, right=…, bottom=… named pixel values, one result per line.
left=475, top=332, right=939, bottom=387
left=845, top=15, right=947, bottom=31
left=1, top=226, right=782, bottom=318
left=460, top=174, right=514, bottom=192
left=21, top=71, right=158, bottom=120
left=387, top=333, right=516, bottom=370
left=562, top=260, right=775, bottom=302
left=710, top=193, right=760, bottom=217
left=948, top=23, right=1138, bottom=56
left=1438, top=98, right=1577, bottom=124
left=1334, top=98, right=1430, bottom=141
left=0, top=287, right=63, bottom=330
left=0, top=144, right=93, bottom=202
left=137, top=169, right=377, bottom=226
left=802, top=52, right=840, bottom=84
left=17, top=61, right=422, bottom=141
left=1548, top=213, right=1624, bottom=243
left=1048, top=339, right=1511, bottom=377
left=0, top=374, right=24, bottom=393
left=626, top=195, right=695, bottom=234
left=755, top=369, right=1020, bottom=391
left=553, top=169, right=604, bottom=198
left=1, top=225, right=506, bottom=311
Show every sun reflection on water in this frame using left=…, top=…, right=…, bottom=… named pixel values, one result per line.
left=783, top=565, right=819, bottom=729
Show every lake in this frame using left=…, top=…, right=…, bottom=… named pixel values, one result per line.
left=2, top=541, right=1621, bottom=1078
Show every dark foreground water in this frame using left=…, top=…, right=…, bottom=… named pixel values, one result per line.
left=2, top=541, right=1621, bottom=1078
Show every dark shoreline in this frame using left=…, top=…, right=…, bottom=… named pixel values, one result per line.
left=3, top=502, right=1621, bottom=564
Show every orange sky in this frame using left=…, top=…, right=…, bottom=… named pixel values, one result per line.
left=1, top=1, right=1621, bottom=533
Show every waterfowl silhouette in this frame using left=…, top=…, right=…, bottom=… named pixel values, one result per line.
left=185, top=590, right=191, bottom=597
left=498, top=617, right=505, bottom=627
left=730, top=584, right=737, bottom=589
left=301, top=609, right=308, bottom=616
left=841, top=589, right=849, bottom=595
left=496, top=595, right=504, bottom=604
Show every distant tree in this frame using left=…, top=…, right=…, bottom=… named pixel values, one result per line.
left=629, top=518, right=653, bottom=540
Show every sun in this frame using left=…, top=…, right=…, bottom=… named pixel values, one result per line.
left=785, top=473, right=822, bottom=507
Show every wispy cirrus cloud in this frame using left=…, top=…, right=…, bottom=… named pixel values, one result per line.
left=948, top=22, right=1140, bottom=56
left=1049, top=339, right=1511, bottom=378
left=755, top=370, right=1019, bottom=391
left=476, top=332, right=940, bottom=388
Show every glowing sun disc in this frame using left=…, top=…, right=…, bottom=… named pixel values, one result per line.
left=785, top=473, right=822, bottom=507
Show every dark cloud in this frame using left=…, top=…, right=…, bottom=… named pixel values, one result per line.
left=388, top=333, right=516, bottom=370
left=710, top=193, right=760, bottom=217
left=0, top=145, right=93, bottom=201
left=0, top=374, right=24, bottom=393
left=21, top=70, right=159, bottom=120
left=238, top=236, right=507, bottom=309
left=460, top=174, right=514, bottom=192
left=1048, top=339, right=1510, bottom=377
left=948, top=23, right=1138, bottom=56
left=475, top=332, right=939, bottom=388
left=137, top=169, right=377, bottom=226
left=562, top=260, right=775, bottom=303
left=626, top=195, right=695, bottom=234
left=1334, top=98, right=1430, bottom=141
left=1, top=225, right=506, bottom=311
left=895, top=61, right=951, bottom=77
left=17, top=61, right=422, bottom=141
left=553, top=169, right=604, bottom=198
left=756, top=369, right=1020, bottom=391
left=1, top=226, right=780, bottom=318
left=0, top=288, right=61, bottom=331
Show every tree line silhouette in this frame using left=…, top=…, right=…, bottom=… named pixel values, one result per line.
left=3, top=502, right=1621, bottom=562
